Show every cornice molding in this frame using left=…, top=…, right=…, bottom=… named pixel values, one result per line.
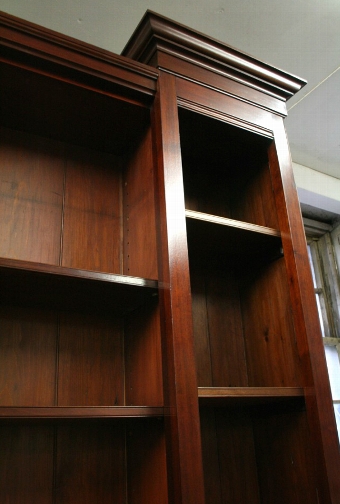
left=122, top=10, right=306, bottom=101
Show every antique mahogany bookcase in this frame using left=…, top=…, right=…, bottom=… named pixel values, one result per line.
left=0, top=9, right=339, bottom=504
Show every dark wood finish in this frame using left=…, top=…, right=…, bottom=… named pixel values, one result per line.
left=269, top=116, right=340, bottom=502
left=0, top=407, right=165, bottom=419
left=125, top=298, right=163, bottom=407
left=127, top=419, right=169, bottom=504
left=0, top=12, right=167, bottom=503
left=0, top=257, right=158, bottom=315
left=122, top=10, right=306, bottom=111
left=123, top=125, right=158, bottom=280
left=0, top=305, right=57, bottom=407
left=57, top=312, right=124, bottom=406
left=0, top=425, right=54, bottom=503
left=0, top=127, right=64, bottom=264
left=198, top=387, right=305, bottom=406
left=1, top=8, right=339, bottom=504
left=151, top=71, right=205, bottom=504
left=55, top=423, right=126, bottom=503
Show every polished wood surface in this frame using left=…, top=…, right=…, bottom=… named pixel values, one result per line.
left=1, top=8, right=339, bottom=504
left=151, top=71, right=205, bottom=504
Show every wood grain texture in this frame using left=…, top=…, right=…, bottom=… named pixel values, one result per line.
left=0, top=11, right=158, bottom=102
left=125, top=298, right=163, bottom=406
left=200, top=407, right=261, bottom=504
left=178, top=106, right=278, bottom=230
left=127, top=419, right=169, bottom=504
left=253, top=409, right=318, bottom=504
left=57, top=312, right=124, bottom=407
left=151, top=72, right=205, bottom=504
left=0, top=126, right=64, bottom=264
left=123, top=124, right=158, bottom=280
left=61, top=145, right=122, bottom=273
left=0, top=425, right=54, bottom=504
left=190, top=260, right=248, bottom=387
left=241, top=258, right=304, bottom=387
left=269, top=117, right=340, bottom=502
left=55, top=423, right=126, bottom=504
left=0, top=305, right=57, bottom=406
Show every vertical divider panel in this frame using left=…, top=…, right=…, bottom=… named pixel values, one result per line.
left=151, top=73, right=205, bottom=504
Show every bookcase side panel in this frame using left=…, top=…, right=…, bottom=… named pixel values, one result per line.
left=123, top=124, right=158, bottom=280
left=125, top=298, right=163, bottom=407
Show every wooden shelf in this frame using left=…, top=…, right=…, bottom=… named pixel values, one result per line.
left=0, top=406, right=165, bottom=420
left=198, top=387, right=305, bottom=407
left=185, top=210, right=282, bottom=259
left=0, top=258, right=158, bottom=314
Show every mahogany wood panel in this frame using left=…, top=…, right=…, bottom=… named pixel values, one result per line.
left=241, top=258, right=304, bottom=387
left=176, top=78, right=273, bottom=135
left=57, top=312, right=124, bottom=407
left=253, top=409, right=318, bottom=504
left=61, top=145, right=122, bottom=273
left=0, top=305, right=57, bottom=406
left=0, top=11, right=158, bottom=102
left=127, top=419, right=169, bottom=504
left=123, top=124, right=158, bottom=280
left=55, top=422, right=126, bottom=503
left=200, top=407, right=261, bottom=504
left=148, top=51, right=288, bottom=116
left=0, top=63, right=153, bottom=154
left=0, top=425, right=54, bottom=503
left=231, top=158, right=279, bottom=230
left=151, top=72, right=205, bottom=504
left=125, top=298, right=163, bottom=406
left=190, top=260, right=248, bottom=387
left=0, top=127, right=64, bottom=264
left=178, top=107, right=278, bottom=229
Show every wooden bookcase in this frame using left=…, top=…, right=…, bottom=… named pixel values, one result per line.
left=0, top=12, right=167, bottom=504
left=0, top=9, right=339, bottom=504
left=123, top=10, right=340, bottom=504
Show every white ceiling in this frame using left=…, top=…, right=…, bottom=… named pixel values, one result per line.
left=1, top=0, right=340, bottom=180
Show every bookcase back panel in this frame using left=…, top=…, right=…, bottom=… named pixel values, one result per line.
left=190, top=261, right=248, bottom=387
left=190, top=257, right=303, bottom=388
left=0, top=421, right=168, bottom=504
left=241, top=258, right=304, bottom=387
left=178, top=108, right=279, bottom=230
left=57, top=312, right=124, bottom=407
left=200, top=406, right=318, bottom=504
left=0, top=305, right=57, bottom=406
left=0, top=300, right=162, bottom=407
left=253, top=409, right=319, bottom=504
left=200, top=407, right=261, bottom=504
left=0, top=425, right=54, bottom=504
left=0, top=127, right=65, bottom=264
left=61, top=145, right=122, bottom=273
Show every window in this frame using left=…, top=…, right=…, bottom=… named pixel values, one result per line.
left=305, top=217, right=340, bottom=442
